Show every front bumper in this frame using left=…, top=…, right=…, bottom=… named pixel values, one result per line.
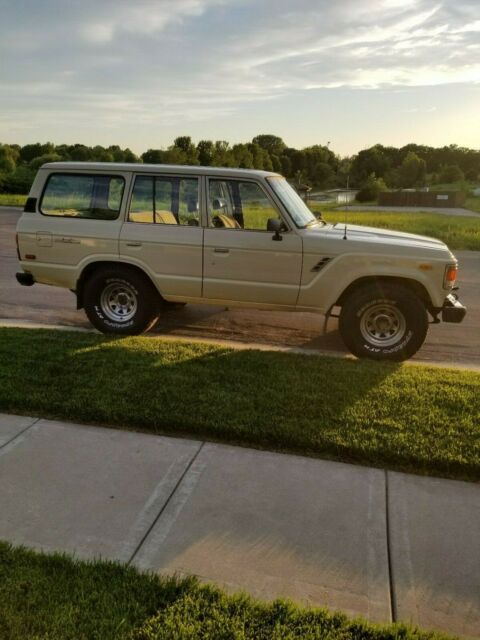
left=442, top=293, right=466, bottom=323
left=16, top=272, right=35, bottom=286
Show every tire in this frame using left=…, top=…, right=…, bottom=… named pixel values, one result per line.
left=338, top=283, right=428, bottom=362
left=83, top=267, right=159, bottom=335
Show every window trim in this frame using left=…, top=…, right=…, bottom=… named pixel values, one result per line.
left=206, top=177, right=291, bottom=233
left=39, top=172, right=126, bottom=220
left=126, top=173, right=201, bottom=226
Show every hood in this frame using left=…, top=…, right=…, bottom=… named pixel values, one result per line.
left=327, top=222, right=447, bottom=251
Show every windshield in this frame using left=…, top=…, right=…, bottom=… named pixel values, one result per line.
left=267, top=177, right=318, bottom=228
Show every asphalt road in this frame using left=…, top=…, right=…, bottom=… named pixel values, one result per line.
left=1, top=206, right=479, bottom=366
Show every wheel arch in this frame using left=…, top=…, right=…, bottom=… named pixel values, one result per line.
left=335, top=276, right=433, bottom=311
left=76, top=260, right=163, bottom=310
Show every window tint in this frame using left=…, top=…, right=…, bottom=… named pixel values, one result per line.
left=208, top=180, right=281, bottom=231
left=129, top=176, right=199, bottom=226
left=41, top=174, right=124, bottom=220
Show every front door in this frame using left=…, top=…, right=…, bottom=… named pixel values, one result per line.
left=203, top=178, right=302, bottom=305
left=120, top=173, right=203, bottom=299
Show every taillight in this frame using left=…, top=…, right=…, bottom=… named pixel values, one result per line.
left=444, top=264, right=458, bottom=289
left=16, top=232, right=21, bottom=260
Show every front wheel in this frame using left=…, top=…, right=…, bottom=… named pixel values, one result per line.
left=339, top=284, right=429, bottom=361
left=83, top=267, right=159, bottom=335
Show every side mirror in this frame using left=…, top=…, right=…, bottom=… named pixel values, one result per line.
left=267, top=217, right=283, bottom=241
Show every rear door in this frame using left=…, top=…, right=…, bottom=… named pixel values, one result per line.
left=119, top=173, right=203, bottom=299
left=203, top=177, right=302, bottom=305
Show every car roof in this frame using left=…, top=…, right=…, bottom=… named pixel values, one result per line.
left=41, top=162, right=282, bottom=179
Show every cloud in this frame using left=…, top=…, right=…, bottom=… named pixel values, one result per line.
left=0, top=0, right=479, bottom=137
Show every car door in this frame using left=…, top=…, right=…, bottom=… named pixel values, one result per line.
left=203, top=177, right=302, bottom=306
left=119, top=173, right=203, bottom=299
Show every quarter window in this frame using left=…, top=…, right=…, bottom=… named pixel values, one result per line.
left=208, top=179, right=281, bottom=231
left=41, top=174, right=125, bottom=220
left=129, top=176, right=199, bottom=225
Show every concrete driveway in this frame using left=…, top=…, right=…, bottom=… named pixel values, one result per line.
left=1, top=206, right=479, bottom=367
left=1, top=413, right=479, bottom=638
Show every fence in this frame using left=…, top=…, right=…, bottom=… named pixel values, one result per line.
left=378, top=191, right=465, bottom=208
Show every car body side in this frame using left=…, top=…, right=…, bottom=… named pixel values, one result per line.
left=16, top=163, right=458, bottom=317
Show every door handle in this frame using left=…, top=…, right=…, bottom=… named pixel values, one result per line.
left=58, top=237, right=80, bottom=244
left=213, top=247, right=229, bottom=253
left=126, top=242, right=142, bottom=247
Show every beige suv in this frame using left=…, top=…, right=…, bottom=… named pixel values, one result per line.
left=16, top=162, right=466, bottom=361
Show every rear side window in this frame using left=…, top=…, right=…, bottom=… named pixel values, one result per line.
left=129, top=175, right=200, bottom=226
left=40, top=174, right=125, bottom=220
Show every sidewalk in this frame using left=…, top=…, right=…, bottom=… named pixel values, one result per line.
left=0, top=413, right=478, bottom=638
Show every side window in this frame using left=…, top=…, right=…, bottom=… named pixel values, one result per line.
left=129, top=176, right=199, bottom=225
left=40, top=174, right=124, bottom=220
left=208, top=180, right=281, bottom=231
left=239, top=182, right=281, bottom=231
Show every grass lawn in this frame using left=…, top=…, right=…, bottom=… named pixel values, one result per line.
left=0, top=541, right=454, bottom=640
left=315, top=209, right=480, bottom=251
left=0, top=194, right=27, bottom=207
left=0, top=328, right=478, bottom=481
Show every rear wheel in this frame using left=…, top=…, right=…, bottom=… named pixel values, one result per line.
left=83, top=267, right=159, bottom=335
left=339, top=283, right=429, bottom=361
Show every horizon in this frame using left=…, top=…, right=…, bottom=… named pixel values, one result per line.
left=2, top=137, right=479, bottom=160
left=1, top=0, right=479, bottom=155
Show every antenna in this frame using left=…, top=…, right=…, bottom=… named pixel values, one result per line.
left=343, top=174, right=349, bottom=240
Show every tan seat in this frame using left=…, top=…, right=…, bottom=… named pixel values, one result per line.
left=216, top=214, right=241, bottom=229
left=129, top=210, right=178, bottom=224
left=155, top=210, right=178, bottom=225
left=129, top=210, right=153, bottom=223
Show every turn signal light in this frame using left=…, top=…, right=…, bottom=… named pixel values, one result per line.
left=444, top=264, right=458, bottom=289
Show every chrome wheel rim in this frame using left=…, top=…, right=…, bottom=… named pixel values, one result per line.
left=100, top=282, right=137, bottom=323
left=360, top=303, right=406, bottom=347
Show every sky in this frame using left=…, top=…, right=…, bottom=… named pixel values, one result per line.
left=0, top=0, right=479, bottom=156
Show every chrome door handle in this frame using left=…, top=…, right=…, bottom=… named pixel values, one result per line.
left=126, top=242, right=142, bottom=247
left=59, top=237, right=80, bottom=244
left=213, top=247, right=229, bottom=253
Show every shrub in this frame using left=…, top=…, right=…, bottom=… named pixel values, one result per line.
left=356, top=174, right=388, bottom=202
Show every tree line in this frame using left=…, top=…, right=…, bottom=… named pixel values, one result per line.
left=0, top=135, right=478, bottom=195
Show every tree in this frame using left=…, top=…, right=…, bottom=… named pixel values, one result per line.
left=280, top=155, right=292, bottom=177
left=231, top=144, right=254, bottom=168
left=312, top=162, right=335, bottom=188
left=438, top=164, right=465, bottom=184
left=211, top=141, right=233, bottom=167
left=0, top=144, right=18, bottom=173
left=30, top=153, right=62, bottom=170
left=172, top=136, right=199, bottom=165
left=397, top=151, right=426, bottom=187
left=19, top=142, right=54, bottom=163
left=251, top=134, right=286, bottom=157
left=197, top=140, right=215, bottom=165
left=142, top=149, right=166, bottom=164
left=351, top=145, right=391, bottom=185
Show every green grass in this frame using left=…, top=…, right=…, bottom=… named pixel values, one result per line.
left=0, top=193, right=27, bottom=207
left=465, top=194, right=480, bottom=214
left=0, top=541, right=454, bottom=640
left=316, top=210, right=480, bottom=251
left=0, top=328, right=479, bottom=481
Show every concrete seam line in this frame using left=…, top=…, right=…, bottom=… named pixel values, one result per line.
left=127, top=441, right=206, bottom=566
left=385, top=470, right=397, bottom=622
left=0, top=417, right=41, bottom=455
